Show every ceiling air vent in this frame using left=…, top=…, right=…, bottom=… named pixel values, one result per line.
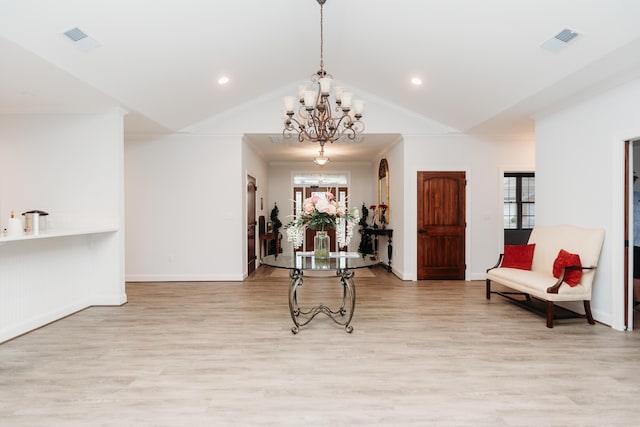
left=541, top=28, right=580, bottom=52
left=554, top=28, right=579, bottom=43
left=64, top=27, right=88, bottom=42
left=62, top=27, right=100, bottom=51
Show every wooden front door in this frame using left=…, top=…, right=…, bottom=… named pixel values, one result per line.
left=417, top=171, right=466, bottom=279
left=247, top=175, right=257, bottom=275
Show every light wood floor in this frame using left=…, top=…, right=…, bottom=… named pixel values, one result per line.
left=1, top=265, right=639, bottom=426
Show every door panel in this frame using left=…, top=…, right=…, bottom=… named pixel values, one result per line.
left=417, top=172, right=466, bottom=279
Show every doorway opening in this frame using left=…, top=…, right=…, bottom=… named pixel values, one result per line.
left=291, top=172, right=350, bottom=252
left=247, top=175, right=257, bottom=275
left=628, top=139, right=640, bottom=330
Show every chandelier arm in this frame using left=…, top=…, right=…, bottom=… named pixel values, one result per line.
left=285, top=117, right=317, bottom=143
left=310, top=105, right=324, bottom=143
left=284, top=116, right=303, bottom=133
left=330, top=113, right=355, bottom=134
left=334, top=126, right=357, bottom=142
left=350, top=120, right=365, bottom=134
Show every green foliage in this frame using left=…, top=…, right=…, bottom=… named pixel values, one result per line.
left=270, top=203, right=282, bottom=232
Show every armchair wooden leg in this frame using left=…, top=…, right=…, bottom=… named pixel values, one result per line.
left=486, top=279, right=491, bottom=300
left=584, top=300, right=596, bottom=325
left=546, top=301, right=554, bottom=328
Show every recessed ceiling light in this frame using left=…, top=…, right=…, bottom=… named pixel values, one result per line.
left=411, top=77, right=422, bottom=86
left=218, top=76, right=230, bottom=85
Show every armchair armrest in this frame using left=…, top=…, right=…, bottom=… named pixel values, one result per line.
left=546, top=266, right=597, bottom=294
left=486, top=254, right=504, bottom=273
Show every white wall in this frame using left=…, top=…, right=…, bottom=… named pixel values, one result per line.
left=401, top=133, right=535, bottom=281
left=0, top=111, right=126, bottom=342
left=535, top=76, right=640, bottom=330
left=125, top=134, right=244, bottom=281
left=0, top=113, right=123, bottom=228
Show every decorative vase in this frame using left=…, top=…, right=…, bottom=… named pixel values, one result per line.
left=314, top=230, right=330, bottom=259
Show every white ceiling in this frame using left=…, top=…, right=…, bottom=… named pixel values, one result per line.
left=2, top=0, right=640, bottom=162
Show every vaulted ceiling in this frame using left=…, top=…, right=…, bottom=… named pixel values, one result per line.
left=2, top=0, right=640, bottom=161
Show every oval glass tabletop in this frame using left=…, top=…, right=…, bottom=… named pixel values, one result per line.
left=262, top=252, right=379, bottom=271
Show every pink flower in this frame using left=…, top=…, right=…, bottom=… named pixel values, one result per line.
left=303, top=201, right=315, bottom=214
left=325, top=192, right=335, bottom=200
left=315, top=198, right=335, bottom=214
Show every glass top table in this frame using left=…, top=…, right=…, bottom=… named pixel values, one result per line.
left=262, top=252, right=378, bottom=334
left=262, top=252, right=379, bottom=271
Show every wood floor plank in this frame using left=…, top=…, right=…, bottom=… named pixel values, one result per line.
left=0, top=265, right=639, bottom=426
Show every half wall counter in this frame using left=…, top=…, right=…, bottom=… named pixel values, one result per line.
left=0, top=226, right=125, bottom=343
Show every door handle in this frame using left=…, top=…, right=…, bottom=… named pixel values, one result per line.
left=418, top=229, right=427, bottom=234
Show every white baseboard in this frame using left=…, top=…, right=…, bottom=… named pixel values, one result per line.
left=0, top=299, right=90, bottom=344
left=125, top=273, right=245, bottom=282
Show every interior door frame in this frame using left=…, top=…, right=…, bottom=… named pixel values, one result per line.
left=247, top=174, right=257, bottom=275
left=625, top=139, right=640, bottom=331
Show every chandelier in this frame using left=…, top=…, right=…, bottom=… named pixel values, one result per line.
left=282, top=0, right=364, bottom=152
left=313, top=146, right=329, bottom=166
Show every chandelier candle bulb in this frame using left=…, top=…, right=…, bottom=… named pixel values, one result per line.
left=284, top=96, right=296, bottom=112
left=304, top=91, right=317, bottom=109
left=352, top=100, right=364, bottom=115
left=318, top=77, right=332, bottom=95
left=297, top=85, right=309, bottom=100
left=341, top=92, right=353, bottom=108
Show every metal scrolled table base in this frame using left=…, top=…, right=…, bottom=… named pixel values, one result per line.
left=288, top=267, right=356, bottom=334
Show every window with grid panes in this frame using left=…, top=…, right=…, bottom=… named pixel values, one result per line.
left=504, top=173, right=535, bottom=230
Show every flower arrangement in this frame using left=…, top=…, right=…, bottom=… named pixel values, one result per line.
left=367, top=204, right=388, bottom=228
left=369, top=204, right=378, bottom=227
left=286, top=191, right=360, bottom=249
left=378, top=204, right=388, bottom=225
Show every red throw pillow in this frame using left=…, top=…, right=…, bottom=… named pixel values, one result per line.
left=552, top=249, right=582, bottom=287
left=502, top=244, right=536, bottom=270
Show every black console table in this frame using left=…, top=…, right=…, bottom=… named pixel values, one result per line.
left=361, top=228, right=393, bottom=271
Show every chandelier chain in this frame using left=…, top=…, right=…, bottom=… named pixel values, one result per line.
left=319, top=2, right=324, bottom=71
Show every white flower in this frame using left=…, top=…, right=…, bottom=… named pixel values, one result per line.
left=286, top=224, right=305, bottom=248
